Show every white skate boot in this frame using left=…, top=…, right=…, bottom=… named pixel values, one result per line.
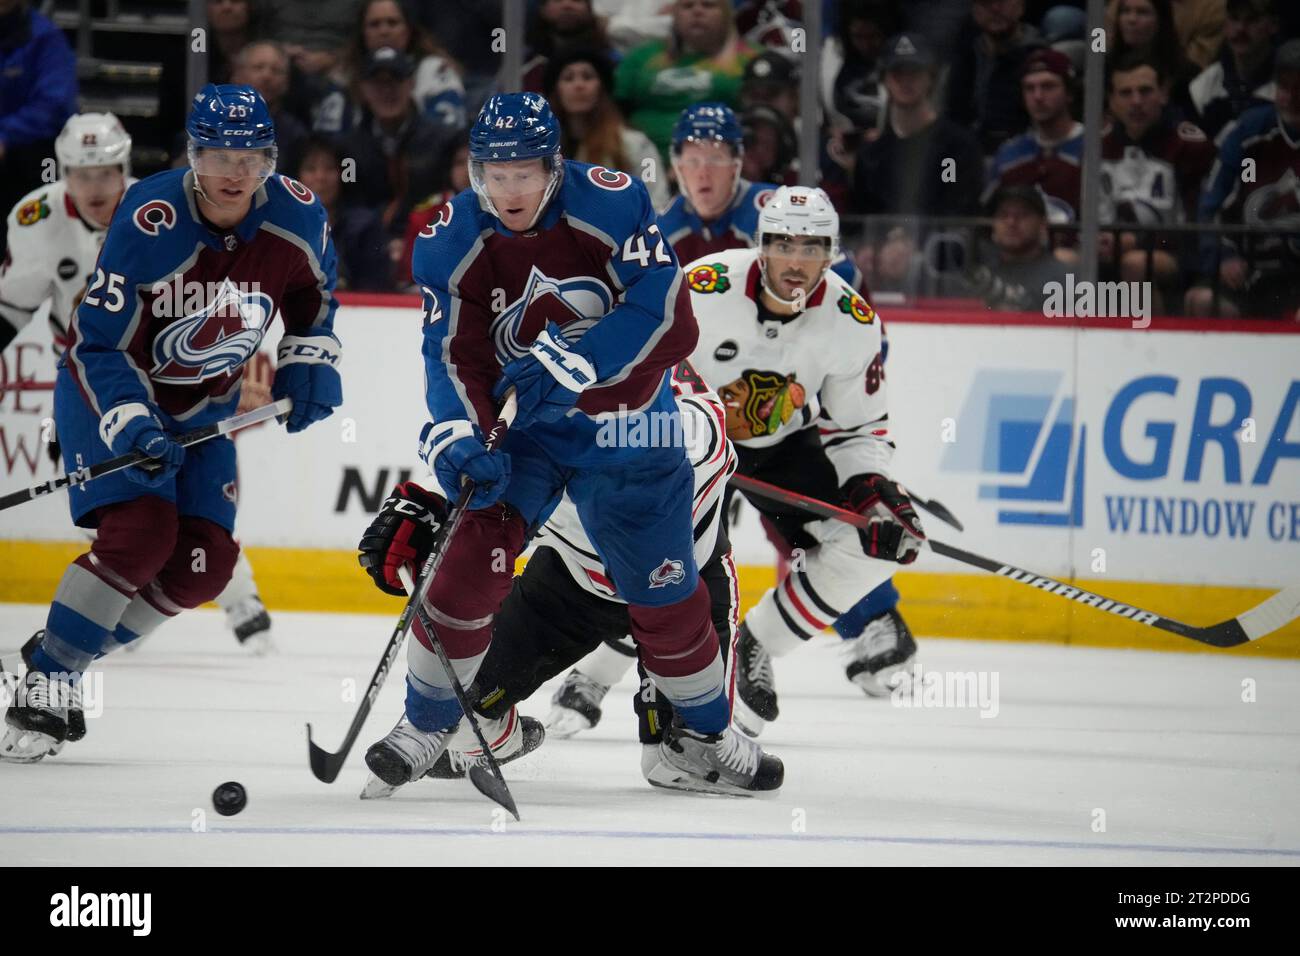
left=643, top=716, right=784, bottom=796
left=427, top=706, right=545, bottom=779
left=225, top=595, right=274, bottom=655
left=360, top=715, right=455, bottom=799
left=545, top=669, right=610, bottom=738
left=844, top=609, right=918, bottom=697
left=0, top=669, right=75, bottom=763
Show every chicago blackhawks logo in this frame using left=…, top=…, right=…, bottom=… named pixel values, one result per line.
left=648, top=558, right=686, bottom=589
left=150, top=278, right=275, bottom=383
left=718, top=370, right=806, bottom=440
left=17, top=196, right=50, bottom=226
left=838, top=291, right=875, bottom=324
left=687, top=262, right=730, bottom=294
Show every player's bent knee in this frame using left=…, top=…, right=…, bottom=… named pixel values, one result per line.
left=154, top=517, right=240, bottom=608
left=629, top=580, right=718, bottom=676
left=424, top=505, right=526, bottom=617
left=87, top=496, right=180, bottom=590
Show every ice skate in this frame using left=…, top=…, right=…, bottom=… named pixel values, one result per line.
left=225, top=595, right=274, bottom=655
left=545, top=669, right=609, bottom=738
left=735, top=623, right=778, bottom=723
left=360, top=715, right=455, bottom=798
left=1, top=669, right=74, bottom=763
left=644, top=716, right=784, bottom=796
left=19, top=630, right=84, bottom=753
left=844, top=609, right=917, bottom=697
left=426, top=707, right=545, bottom=779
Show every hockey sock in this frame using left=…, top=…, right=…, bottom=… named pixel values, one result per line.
left=832, top=579, right=901, bottom=639
left=578, top=637, right=638, bottom=688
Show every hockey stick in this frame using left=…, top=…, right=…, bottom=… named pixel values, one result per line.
left=730, top=473, right=1300, bottom=649
left=307, top=392, right=520, bottom=820
left=0, top=398, right=293, bottom=513
left=909, top=492, right=964, bottom=532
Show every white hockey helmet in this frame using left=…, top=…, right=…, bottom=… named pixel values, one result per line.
left=755, top=186, right=840, bottom=305
left=56, top=113, right=133, bottom=175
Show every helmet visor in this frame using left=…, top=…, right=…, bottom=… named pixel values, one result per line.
left=190, top=144, right=278, bottom=182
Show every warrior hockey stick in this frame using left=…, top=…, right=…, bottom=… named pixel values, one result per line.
left=0, top=398, right=293, bottom=513
left=307, top=392, right=520, bottom=820
left=730, top=473, right=1300, bottom=649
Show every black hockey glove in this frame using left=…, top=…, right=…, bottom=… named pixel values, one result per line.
left=842, top=474, right=926, bottom=564
left=358, top=481, right=449, bottom=596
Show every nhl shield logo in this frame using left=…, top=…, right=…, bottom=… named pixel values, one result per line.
left=648, top=558, right=686, bottom=589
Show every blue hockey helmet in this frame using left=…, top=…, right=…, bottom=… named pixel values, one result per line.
left=186, top=83, right=277, bottom=182
left=671, top=103, right=744, bottom=156
left=468, top=92, right=564, bottom=229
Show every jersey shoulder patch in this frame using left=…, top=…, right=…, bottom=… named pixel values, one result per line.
left=411, top=188, right=487, bottom=286
left=561, top=159, right=652, bottom=236
left=836, top=288, right=876, bottom=324
left=685, top=260, right=733, bottom=294
left=16, top=194, right=52, bottom=227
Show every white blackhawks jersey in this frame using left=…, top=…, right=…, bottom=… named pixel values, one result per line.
left=532, top=365, right=736, bottom=603
left=682, top=246, right=893, bottom=483
left=0, top=179, right=133, bottom=355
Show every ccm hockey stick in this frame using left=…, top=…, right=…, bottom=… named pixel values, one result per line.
left=0, top=398, right=293, bottom=512
left=730, top=473, right=1300, bottom=649
left=308, top=392, right=520, bottom=820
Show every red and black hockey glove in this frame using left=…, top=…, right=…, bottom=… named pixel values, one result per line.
left=358, top=481, right=449, bottom=596
left=842, top=474, right=926, bottom=564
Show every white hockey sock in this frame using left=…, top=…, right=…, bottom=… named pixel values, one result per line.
left=214, top=548, right=258, bottom=612
left=576, top=637, right=638, bottom=688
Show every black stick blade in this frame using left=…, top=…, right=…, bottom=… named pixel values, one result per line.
left=307, top=724, right=347, bottom=783
left=468, top=765, right=519, bottom=821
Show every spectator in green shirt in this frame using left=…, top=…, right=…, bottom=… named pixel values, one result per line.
left=614, top=0, right=758, bottom=158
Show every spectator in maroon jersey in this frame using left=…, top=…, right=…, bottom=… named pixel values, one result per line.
left=1100, top=52, right=1216, bottom=310
left=945, top=0, right=1045, bottom=156
left=1188, top=0, right=1280, bottom=142
left=401, top=132, right=471, bottom=289
left=985, top=48, right=1085, bottom=224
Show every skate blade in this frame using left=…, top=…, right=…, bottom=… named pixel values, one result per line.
left=0, top=728, right=58, bottom=764
left=359, top=773, right=399, bottom=800
left=642, top=757, right=772, bottom=798
left=544, top=705, right=593, bottom=739
left=239, top=631, right=276, bottom=656
left=851, top=658, right=917, bottom=698
left=731, top=697, right=766, bottom=738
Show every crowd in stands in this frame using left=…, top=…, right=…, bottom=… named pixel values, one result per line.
left=1, top=0, right=1297, bottom=315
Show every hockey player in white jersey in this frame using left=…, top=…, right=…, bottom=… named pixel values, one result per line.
left=357, top=365, right=749, bottom=795
left=684, top=186, right=924, bottom=733
left=0, top=112, right=274, bottom=654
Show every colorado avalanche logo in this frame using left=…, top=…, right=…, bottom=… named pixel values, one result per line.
left=418, top=202, right=453, bottom=239
left=134, top=200, right=177, bottom=236
left=151, top=279, right=275, bottom=383
left=754, top=189, right=775, bottom=210
left=587, top=166, right=631, bottom=191
left=280, top=176, right=315, bottom=204
left=1242, top=168, right=1300, bottom=257
left=490, top=265, right=613, bottom=361
left=648, top=558, right=686, bottom=589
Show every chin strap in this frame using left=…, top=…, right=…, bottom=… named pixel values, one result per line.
left=758, top=256, right=828, bottom=310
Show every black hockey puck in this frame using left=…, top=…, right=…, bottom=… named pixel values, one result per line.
left=212, top=781, right=247, bottom=816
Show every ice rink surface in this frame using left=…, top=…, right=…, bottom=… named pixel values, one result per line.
left=1, top=603, right=1297, bottom=867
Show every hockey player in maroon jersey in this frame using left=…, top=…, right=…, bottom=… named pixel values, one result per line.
left=358, top=92, right=782, bottom=796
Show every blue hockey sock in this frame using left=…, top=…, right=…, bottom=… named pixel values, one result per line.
left=832, top=579, right=900, bottom=639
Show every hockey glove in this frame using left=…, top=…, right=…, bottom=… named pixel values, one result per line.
left=842, top=474, right=925, bottom=564
left=273, top=333, right=343, bottom=433
left=358, top=481, right=450, bottom=596
left=99, top=402, right=185, bottom=488
left=418, top=420, right=511, bottom=509
left=492, top=322, right=596, bottom=430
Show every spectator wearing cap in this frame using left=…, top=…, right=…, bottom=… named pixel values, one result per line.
left=266, top=0, right=359, bottom=78
left=1100, top=51, right=1216, bottom=309
left=614, top=0, right=758, bottom=159
left=544, top=48, right=669, bottom=208
left=233, top=41, right=309, bottom=178
left=740, top=104, right=798, bottom=187
left=0, top=0, right=78, bottom=260
left=964, top=185, right=1073, bottom=312
left=1107, top=0, right=1201, bottom=121
left=1105, top=0, right=1227, bottom=72
left=348, top=0, right=467, bottom=132
left=296, top=136, right=395, bottom=291
left=1188, top=0, right=1280, bottom=142
left=741, top=51, right=799, bottom=126
left=821, top=0, right=900, bottom=135
left=850, top=33, right=984, bottom=219
left=1187, top=39, right=1300, bottom=319
left=985, top=48, right=1084, bottom=224
left=207, top=0, right=268, bottom=85
left=944, top=0, right=1045, bottom=156
left=524, top=0, right=617, bottom=94
left=339, top=46, right=451, bottom=241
